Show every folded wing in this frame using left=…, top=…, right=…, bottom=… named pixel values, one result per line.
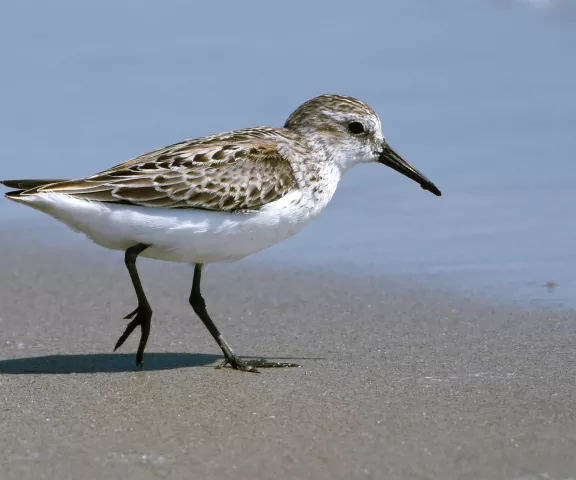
left=17, top=135, right=298, bottom=212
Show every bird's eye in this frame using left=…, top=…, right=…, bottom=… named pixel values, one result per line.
left=348, top=121, right=365, bottom=135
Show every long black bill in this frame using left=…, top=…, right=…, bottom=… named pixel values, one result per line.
left=378, top=143, right=441, bottom=196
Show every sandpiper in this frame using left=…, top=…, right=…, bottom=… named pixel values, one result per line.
left=1, top=94, right=441, bottom=371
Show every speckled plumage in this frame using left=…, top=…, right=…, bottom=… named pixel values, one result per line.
left=6, top=95, right=383, bottom=213
left=22, top=130, right=302, bottom=212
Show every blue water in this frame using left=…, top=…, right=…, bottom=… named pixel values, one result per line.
left=1, top=1, right=575, bottom=306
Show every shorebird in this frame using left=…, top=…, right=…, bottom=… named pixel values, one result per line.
left=1, top=94, right=441, bottom=371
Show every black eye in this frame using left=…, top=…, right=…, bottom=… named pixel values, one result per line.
left=348, top=121, right=365, bottom=135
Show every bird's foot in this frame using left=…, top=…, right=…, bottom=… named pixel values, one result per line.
left=114, top=304, right=152, bottom=368
left=217, top=356, right=301, bottom=373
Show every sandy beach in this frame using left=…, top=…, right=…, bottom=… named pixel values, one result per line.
left=1, top=230, right=575, bottom=480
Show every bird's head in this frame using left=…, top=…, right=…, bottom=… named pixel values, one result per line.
left=285, top=94, right=441, bottom=197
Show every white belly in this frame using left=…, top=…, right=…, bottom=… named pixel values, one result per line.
left=9, top=189, right=331, bottom=263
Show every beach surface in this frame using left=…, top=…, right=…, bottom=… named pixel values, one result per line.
left=1, top=229, right=575, bottom=480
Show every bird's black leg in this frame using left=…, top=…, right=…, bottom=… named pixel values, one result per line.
left=189, top=264, right=300, bottom=373
left=114, top=243, right=152, bottom=368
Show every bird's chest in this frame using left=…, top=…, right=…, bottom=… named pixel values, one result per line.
left=295, top=163, right=340, bottom=215
left=254, top=162, right=340, bottom=247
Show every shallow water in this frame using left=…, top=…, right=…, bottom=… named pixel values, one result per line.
left=0, top=0, right=575, bottom=306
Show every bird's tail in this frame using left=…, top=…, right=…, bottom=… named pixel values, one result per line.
left=1, top=179, right=68, bottom=198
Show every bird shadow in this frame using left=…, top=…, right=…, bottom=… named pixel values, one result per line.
left=0, top=353, right=324, bottom=374
left=0, top=352, right=221, bottom=374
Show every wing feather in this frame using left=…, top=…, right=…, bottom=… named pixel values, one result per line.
left=26, top=131, right=299, bottom=212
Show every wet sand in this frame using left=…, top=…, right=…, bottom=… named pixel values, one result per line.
left=1, top=233, right=576, bottom=480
